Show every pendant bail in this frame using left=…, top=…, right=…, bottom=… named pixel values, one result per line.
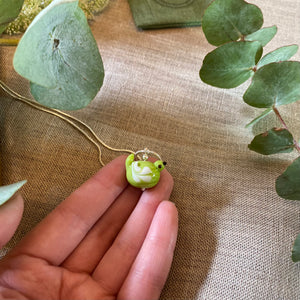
left=134, top=148, right=162, bottom=161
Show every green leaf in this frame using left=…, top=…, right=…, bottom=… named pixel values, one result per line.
left=243, top=61, right=300, bottom=108
left=257, top=45, right=299, bottom=68
left=0, top=0, right=24, bottom=34
left=13, top=0, right=104, bottom=110
left=202, top=0, right=263, bottom=46
left=0, top=180, right=27, bottom=206
left=0, top=25, right=5, bottom=35
left=292, top=234, right=300, bottom=262
left=248, top=128, right=294, bottom=155
left=276, top=157, right=300, bottom=200
left=200, top=41, right=262, bottom=88
left=245, top=26, right=277, bottom=47
left=245, top=107, right=273, bottom=128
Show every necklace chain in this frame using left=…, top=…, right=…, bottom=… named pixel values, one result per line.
left=0, top=80, right=135, bottom=166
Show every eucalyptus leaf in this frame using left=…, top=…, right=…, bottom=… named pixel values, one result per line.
left=257, top=45, right=299, bottom=68
left=245, top=26, right=277, bottom=47
left=245, top=107, right=273, bottom=128
left=200, top=41, right=262, bottom=88
left=276, top=157, right=300, bottom=200
left=292, top=234, right=300, bottom=262
left=248, top=128, right=294, bottom=155
left=243, top=61, right=300, bottom=108
left=0, top=0, right=24, bottom=34
left=0, top=180, right=27, bottom=206
left=202, top=0, right=263, bottom=46
left=13, top=0, right=104, bottom=110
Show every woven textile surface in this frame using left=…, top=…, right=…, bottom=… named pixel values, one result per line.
left=1, top=0, right=300, bottom=299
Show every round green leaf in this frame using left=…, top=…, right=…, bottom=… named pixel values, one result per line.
left=0, top=180, right=27, bottom=206
left=243, top=61, right=300, bottom=108
left=292, top=234, right=300, bottom=262
left=257, top=45, right=299, bottom=68
left=248, top=128, right=294, bottom=155
left=245, top=26, right=277, bottom=47
left=276, top=157, right=300, bottom=200
left=200, top=41, right=262, bottom=88
left=202, top=0, right=263, bottom=46
left=13, top=0, right=104, bottom=110
left=0, top=0, right=24, bottom=34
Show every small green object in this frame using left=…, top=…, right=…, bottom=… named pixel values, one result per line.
left=202, top=0, right=263, bottom=46
left=292, top=234, right=300, bottom=262
left=243, top=61, right=300, bottom=108
left=200, top=41, right=262, bottom=89
left=125, top=154, right=165, bottom=189
left=248, top=128, right=294, bottom=155
left=0, top=180, right=27, bottom=206
left=244, top=26, right=277, bottom=47
left=13, top=0, right=104, bottom=110
left=257, top=45, right=298, bottom=68
left=276, top=157, right=300, bottom=200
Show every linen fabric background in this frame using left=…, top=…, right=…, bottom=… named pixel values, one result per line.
left=1, top=0, right=300, bottom=299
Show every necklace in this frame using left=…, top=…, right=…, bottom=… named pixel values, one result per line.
left=0, top=80, right=166, bottom=189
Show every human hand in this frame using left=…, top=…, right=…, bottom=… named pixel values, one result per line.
left=0, top=156, right=178, bottom=300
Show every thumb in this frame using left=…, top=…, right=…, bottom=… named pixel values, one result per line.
left=0, top=194, right=24, bottom=248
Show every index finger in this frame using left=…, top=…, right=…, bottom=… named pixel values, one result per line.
left=10, top=156, right=128, bottom=265
left=0, top=194, right=24, bottom=249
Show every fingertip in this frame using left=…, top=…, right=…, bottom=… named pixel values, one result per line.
left=112, top=155, right=128, bottom=164
left=0, top=193, right=24, bottom=215
left=155, top=201, right=178, bottom=250
left=0, top=193, right=24, bottom=248
left=162, top=170, right=174, bottom=191
left=87, top=155, right=128, bottom=192
left=95, top=155, right=127, bottom=174
left=146, top=169, right=174, bottom=195
left=157, top=200, right=178, bottom=221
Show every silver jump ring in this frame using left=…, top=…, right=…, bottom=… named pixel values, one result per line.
left=134, top=148, right=162, bottom=161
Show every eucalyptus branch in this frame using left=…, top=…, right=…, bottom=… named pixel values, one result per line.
left=200, top=0, right=300, bottom=261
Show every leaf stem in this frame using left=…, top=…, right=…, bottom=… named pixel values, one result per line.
left=245, top=107, right=272, bottom=128
left=273, top=106, right=300, bottom=153
left=0, top=38, right=19, bottom=46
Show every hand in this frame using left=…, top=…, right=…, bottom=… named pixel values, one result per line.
left=0, top=156, right=178, bottom=300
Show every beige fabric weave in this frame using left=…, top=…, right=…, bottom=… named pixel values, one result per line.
left=1, top=0, right=300, bottom=299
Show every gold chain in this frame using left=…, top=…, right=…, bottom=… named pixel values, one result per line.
left=0, top=80, right=134, bottom=166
